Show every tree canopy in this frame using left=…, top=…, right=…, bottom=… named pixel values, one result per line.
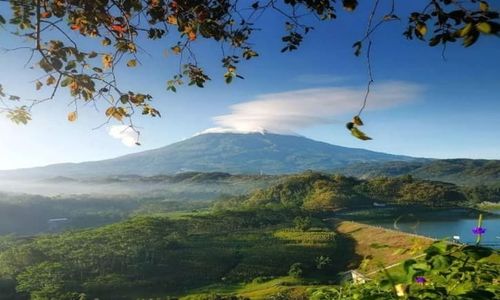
left=0, top=0, right=498, bottom=142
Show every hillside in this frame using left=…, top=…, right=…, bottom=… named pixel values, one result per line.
left=0, top=133, right=414, bottom=178
left=338, top=159, right=500, bottom=186
left=215, top=172, right=495, bottom=211
left=1, top=133, right=498, bottom=186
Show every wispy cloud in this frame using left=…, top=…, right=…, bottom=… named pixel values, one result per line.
left=108, top=125, right=139, bottom=147
left=202, top=81, right=423, bottom=135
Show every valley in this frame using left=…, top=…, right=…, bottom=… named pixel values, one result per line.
left=0, top=170, right=498, bottom=299
left=0, top=133, right=498, bottom=299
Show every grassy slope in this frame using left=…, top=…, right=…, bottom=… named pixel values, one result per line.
left=333, top=221, right=434, bottom=277
left=175, top=221, right=435, bottom=299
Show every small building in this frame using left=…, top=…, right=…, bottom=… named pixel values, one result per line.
left=373, top=202, right=387, bottom=207
left=339, top=270, right=369, bottom=284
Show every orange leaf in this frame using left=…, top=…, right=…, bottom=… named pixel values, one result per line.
left=67, top=111, right=78, bottom=122
left=111, top=24, right=126, bottom=33
left=188, top=31, right=197, bottom=41
left=167, top=15, right=178, bottom=25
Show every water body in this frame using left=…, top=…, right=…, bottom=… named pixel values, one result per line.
left=351, top=208, right=500, bottom=248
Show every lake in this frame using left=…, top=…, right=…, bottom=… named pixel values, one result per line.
left=369, top=211, right=500, bottom=249
left=343, top=207, right=500, bottom=248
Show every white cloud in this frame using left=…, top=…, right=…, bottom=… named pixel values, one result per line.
left=202, top=81, right=423, bottom=135
left=108, top=125, right=139, bottom=147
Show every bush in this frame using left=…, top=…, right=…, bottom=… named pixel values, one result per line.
left=293, top=216, right=312, bottom=232
left=288, top=263, right=304, bottom=278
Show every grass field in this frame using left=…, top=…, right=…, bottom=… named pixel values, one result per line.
left=171, top=220, right=436, bottom=299
left=334, top=220, right=434, bottom=274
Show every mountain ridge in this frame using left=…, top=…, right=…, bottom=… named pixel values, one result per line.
left=0, top=132, right=416, bottom=178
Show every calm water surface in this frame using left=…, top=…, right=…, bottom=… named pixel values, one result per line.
left=366, top=209, right=500, bottom=248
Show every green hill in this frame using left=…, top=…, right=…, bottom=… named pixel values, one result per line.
left=338, top=159, right=500, bottom=186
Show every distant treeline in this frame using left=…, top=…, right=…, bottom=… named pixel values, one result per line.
left=337, top=159, right=500, bottom=186
left=1, top=172, right=499, bottom=236
left=215, top=172, right=500, bottom=212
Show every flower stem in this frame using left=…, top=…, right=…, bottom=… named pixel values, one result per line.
left=475, top=214, right=483, bottom=246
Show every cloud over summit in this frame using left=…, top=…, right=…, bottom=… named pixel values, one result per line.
left=202, top=81, right=423, bottom=135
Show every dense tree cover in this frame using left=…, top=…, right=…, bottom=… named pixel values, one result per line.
left=0, top=173, right=274, bottom=235
left=0, top=172, right=498, bottom=299
left=216, top=172, right=498, bottom=212
left=0, top=210, right=339, bottom=299
left=1, top=171, right=498, bottom=236
left=338, top=159, right=500, bottom=186
left=0, top=0, right=498, bottom=139
left=0, top=192, right=209, bottom=235
left=1, top=208, right=496, bottom=299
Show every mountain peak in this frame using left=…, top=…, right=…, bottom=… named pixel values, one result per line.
left=0, top=132, right=416, bottom=178
left=195, top=127, right=301, bottom=137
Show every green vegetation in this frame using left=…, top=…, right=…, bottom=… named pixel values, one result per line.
left=0, top=210, right=339, bottom=299
left=308, top=241, right=499, bottom=299
left=5, top=171, right=499, bottom=237
left=0, top=172, right=276, bottom=235
left=217, top=172, right=500, bottom=212
left=0, top=171, right=498, bottom=299
left=338, top=159, right=500, bottom=186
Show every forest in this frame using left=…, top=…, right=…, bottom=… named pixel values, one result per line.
left=0, top=172, right=498, bottom=299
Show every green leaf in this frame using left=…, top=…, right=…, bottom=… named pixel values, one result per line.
left=60, top=77, right=72, bottom=87
left=462, top=246, right=493, bottom=260
left=350, top=127, right=372, bottom=140
left=35, top=80, right=43, bottom=90
left=476, top=22, right=492, bottom=34
left=412, top=262, right=430, bottom=271
left=479, top=1, right=489, bottom=12
left=458, top=23, right=473, bottom=37
left=352, top=41, right=362, bottom=56
left=430, top=255, right=451, bottom=270
left=403, top=259, right=416, bottom=272
left=39, top=58, right=54, bottom=72
left=353, top=116, right=363, bottom=126
left=119, top=94, right=129, bottom=104
left=463, top=30, right=479, bottom=47
left=65, top=60, right=77, bottom=70
left=416, top=22, right=428, bottom=38
left=126, top=59, right=137, bottom=67
left=102, top=37, right=112, bottom=46
left=426, top=241, right=450, bottom=256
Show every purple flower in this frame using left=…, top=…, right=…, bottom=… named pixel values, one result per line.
left=415, top=276, right=426, bottom=284
left=472, top=227, right=486, bottom=235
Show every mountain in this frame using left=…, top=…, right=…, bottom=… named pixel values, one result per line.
left=0, top=133, right=416, bottom=179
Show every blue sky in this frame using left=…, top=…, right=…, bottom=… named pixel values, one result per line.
left=0, top=2, right=499, bottom=170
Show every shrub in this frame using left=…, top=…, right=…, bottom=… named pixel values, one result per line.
left=288, top=263, right=304, bottom=278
